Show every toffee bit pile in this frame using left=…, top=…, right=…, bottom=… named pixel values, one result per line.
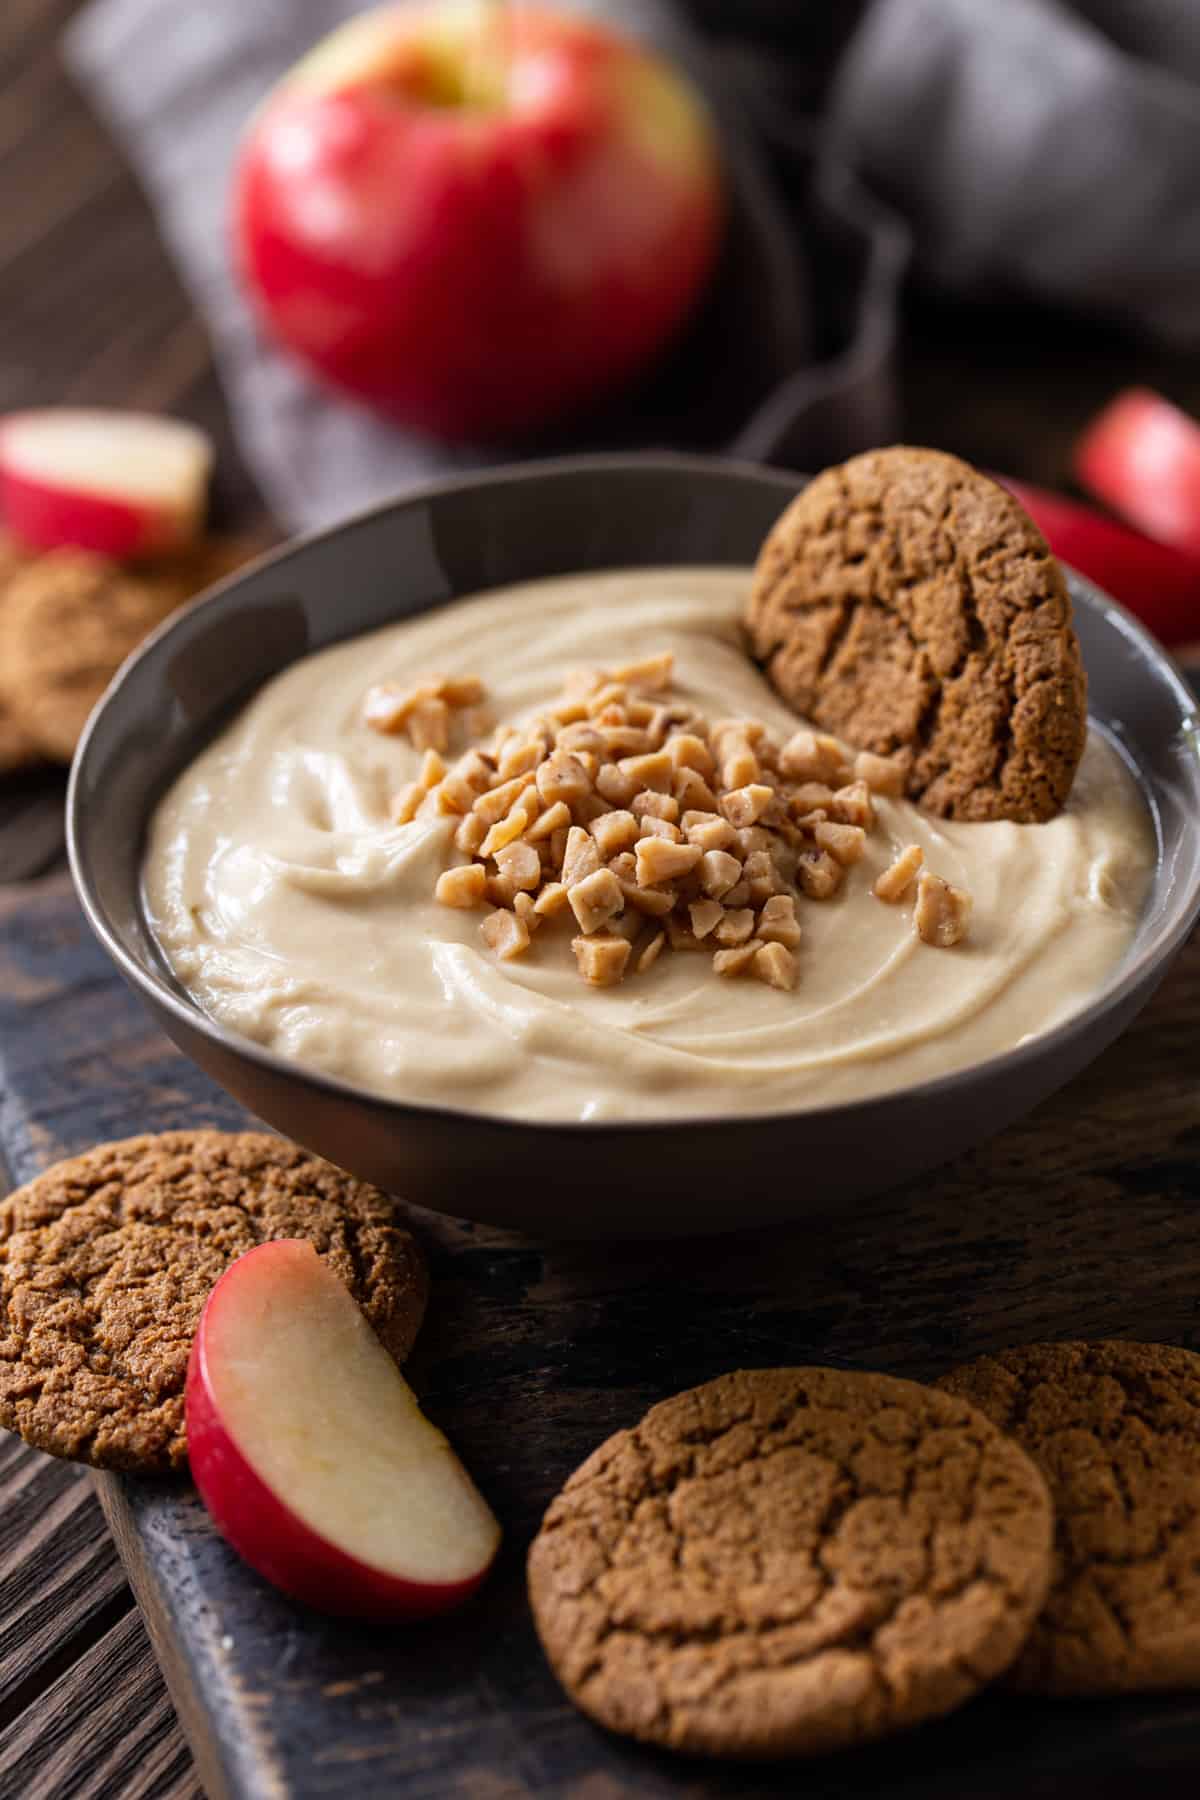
left=367, top=653, right=972, bottom=990
left=363, top=670, right=491, bottom=752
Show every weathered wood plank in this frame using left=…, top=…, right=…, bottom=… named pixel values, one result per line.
left=0, top=1431, right=131, bottom=1728
left=0, top=1606, right=202, bottom=1800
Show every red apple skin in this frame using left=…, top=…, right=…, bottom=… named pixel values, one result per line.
left=0, top=465, right=172, bottom=560
left=998, top=474, right=1200, bottom=647
left=187, top=1247, right=491, bottom=1622
left=1075, top=388, right=1200, bottom=558
left=234, top=3, right=723, bottom=441
left=0, top=410, right=212, bottom=559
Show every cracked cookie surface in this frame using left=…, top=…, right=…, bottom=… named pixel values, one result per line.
left=527, top=1366, right=1053, bottom=1758
left=0, top=1130, right=428, bottom=1472
left=0, top=538, right=255, bottom=763
left=940, top=1339, right=1200, bottom=1695
left=745, top=447, right=1087, bottom=822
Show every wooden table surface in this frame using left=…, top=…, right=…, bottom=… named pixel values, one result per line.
left=3, top=4, right=1200, bottom=1798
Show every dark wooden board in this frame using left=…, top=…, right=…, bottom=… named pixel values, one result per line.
left=2, top=876, right=1200, bottom=1797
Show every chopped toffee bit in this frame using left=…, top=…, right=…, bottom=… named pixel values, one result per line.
left=721, top=784, right=774, bottom=829
left=631, top=789, right=678, bottom=823
left=753, top=941, right=798, bottom=990
left=713, top=939, right=763, bottom=978
left=699, top=848, right=742, bottom=898
left=779, top=728, right=847, bottom=784
left=854, top=749, right=906, bottom=796
left=689, top=898, right=723, bottom=940
left=418, top=748, right=446, bottom=788
left=789, top=781, right=834, bottom=816
left=480, top=908, right=530, bottom=960
left=365, top=671, right=490, bottom=752
left=687, top=813, right=739, bottom=854
left=533, top=881, right=570, bottom=917
left=493, top=839, right=540, bottom=892
left=757, top=895, right=802, bottom=948
left=392, top=781, right=425, bottom=826
left=513, top=891, right=541, bottom=932
left=454, top=811, right=489, bottom=855
left=561, top=825, right=601, bottom=887
left=435, top=864, right=488, bottom=909
left=590, top=809, right=639, bottom=859
left=913, top=870, right=973, bottom=947
left=714, top=907, right=756, bottom=947
left=567, top=867, right=624, bottom=935
left=874, top=843, right=925, bottom=903
left=829, top=780, right=875, bottom=829
left=637, top=929, right=667, bottom=973
left=634, top=836, right=703, bottom=886
left=814, top=820, right=867, bottom=866
left=638, top=815, right=682, bottom=843
left=573, top=932, right=631, bottom=986
left=612, top=650, right=674, bottom=689
left=379, top=655, right=973, bottom=987
left=796, top=849, right=844, bottom=900
left=478, top=806, right=531, bottom=859
left=596, top=761, right=638, bottom=806
left=619, top=879, right=675, bottom=918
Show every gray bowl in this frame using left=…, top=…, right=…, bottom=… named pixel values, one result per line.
left=68, top=455, right=1200, bottom=1237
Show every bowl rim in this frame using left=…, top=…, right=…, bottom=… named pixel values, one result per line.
left=68, top=450, right=1200, bottom=1140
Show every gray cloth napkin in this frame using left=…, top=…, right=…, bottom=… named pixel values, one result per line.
left=831, top=0, right=1200, bottom=348
left=66, top=0, right=1200, bottom=533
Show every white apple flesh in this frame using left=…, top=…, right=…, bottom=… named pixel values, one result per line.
left=187, top=1239, right=500, bottom=1619
left=0, top=408, right=213, bottom=559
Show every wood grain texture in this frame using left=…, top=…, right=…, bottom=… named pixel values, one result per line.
left=0, top=1604, right=201, bottom=1800
left=0, top=1432, right=130, bottom=1729
left=2, top=873, right=1200, bottom=1797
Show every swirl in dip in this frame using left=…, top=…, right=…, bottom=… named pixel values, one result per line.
left=143, top=568, right=1154, bottom=1123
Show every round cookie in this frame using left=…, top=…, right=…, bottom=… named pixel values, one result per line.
left=0, top=1131, right=428, bottom=1472
left=0, top=701, right=40, bottom=776
left=0, top=538, right=255, bottom=763
left=527, top=1366, right=1053, bottom=1759
left=939, top=1339, right=1200, bottom=1695
left=0, top=530, right=30, bottom=585
left=746, top=447, right=1088, bottom=822
left=0, top=534, right=42, bottom=773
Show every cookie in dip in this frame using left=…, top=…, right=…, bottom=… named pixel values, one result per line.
left=143, top=566, right=1154, bottom=1125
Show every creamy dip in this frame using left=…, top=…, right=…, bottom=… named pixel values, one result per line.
left=144, top=568, right=1155, bottom=1123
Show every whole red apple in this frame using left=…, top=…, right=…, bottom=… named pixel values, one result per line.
left=234, top=1, right=723, bottom=442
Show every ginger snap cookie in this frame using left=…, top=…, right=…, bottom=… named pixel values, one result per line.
left=0, top=700, right=40, bottom=776
left=0, top=537, right=255, bottom=763
left=0, top=1131, right=428, bottom=1472
left=746, top=447, right=1087, bottom=823
left=939, top=1339, right=1200, bottom=1695
left=0, top=534, right=41, bottom=773
left=527, top=1366, right=1053, bottom=1758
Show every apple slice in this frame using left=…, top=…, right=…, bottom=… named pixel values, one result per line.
left=0, top=408, right=213, bottom=559
left=1075, top=388, right=1200, bottom=557
left=187, top=1239, right=500, bottom=1619
left=995, top=474, right=1200, bottom=647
